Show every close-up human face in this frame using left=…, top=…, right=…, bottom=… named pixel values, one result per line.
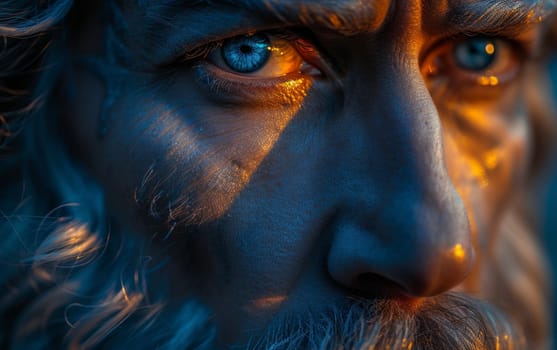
left=59, top=0, right=555, bottom=348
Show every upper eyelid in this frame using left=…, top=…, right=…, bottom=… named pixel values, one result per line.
left=429, top=18, right=548, bottom=61
left=167, top=27, right=345, bottom=82
left=171, top=28, right=311, bottom=64
left=419, top=33, right=533, bottom=66
left=181, top=27, right=343, bottom=90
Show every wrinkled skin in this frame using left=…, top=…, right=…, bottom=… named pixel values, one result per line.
left=63, top=0, right=553, bottom=347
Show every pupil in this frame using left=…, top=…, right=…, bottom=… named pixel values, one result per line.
left=240, top=45, right=252, bottom=54
left=221, top=33, right=271, bottom=73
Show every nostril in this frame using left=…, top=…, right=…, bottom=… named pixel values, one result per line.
left=326, top=210, right=475, bottom=299
left=349, top=273, right=412, bottom=300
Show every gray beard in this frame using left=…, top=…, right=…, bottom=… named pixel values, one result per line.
left=234, top=292, right=523, bottom=350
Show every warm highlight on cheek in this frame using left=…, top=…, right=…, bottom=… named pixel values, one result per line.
left=440, top=98, right=530, bottom=292
left=136, top=78, right=313, bottom=225
left=443, top=105, right=529, bottom=205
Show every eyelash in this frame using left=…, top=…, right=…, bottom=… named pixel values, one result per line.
left=173, top=29, right=315, bottom=65
left=163, top=28, right=333, bottom=99
left=423, top=32, right=530, bottom=61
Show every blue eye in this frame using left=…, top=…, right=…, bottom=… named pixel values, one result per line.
left=454, top=38, right=497, bottom=71
left=221, top=33, right=271, bottom=73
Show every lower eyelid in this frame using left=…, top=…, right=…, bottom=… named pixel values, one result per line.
left=193, top=63, right=312, bottom=102
left=198, top=63, right=306, bottom=86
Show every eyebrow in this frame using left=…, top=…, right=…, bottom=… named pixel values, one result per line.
left=143, top=0, right=555, bottom=36
left=442, top=0, right=557, bottom=36
left=141, top=0, right=391, bottom=36
left=133, top=0, right=556, bottom=66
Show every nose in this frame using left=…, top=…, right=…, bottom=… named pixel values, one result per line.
left=326, top=61, right=475, bottom=298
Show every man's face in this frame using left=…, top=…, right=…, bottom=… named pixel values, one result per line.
left=64, top=0, right=553, bottom=348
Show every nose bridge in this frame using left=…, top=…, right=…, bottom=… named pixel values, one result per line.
left=327, top=56, right=475, bottom=297
left=343, top=56, right=445, bottom=195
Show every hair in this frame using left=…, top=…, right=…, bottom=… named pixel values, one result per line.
left=0, top=1, right=556, bottom=349
left=244, top=293, right=525, bottom=350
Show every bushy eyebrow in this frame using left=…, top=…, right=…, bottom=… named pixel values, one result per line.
left=139, top=0, right=390, bottom=36
left=441, top=0, right=557, bottom=36
left=141, top=0, right=555, bottom=36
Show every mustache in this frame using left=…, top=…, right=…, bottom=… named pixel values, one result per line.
left=240, top=292, right=524, bottom=350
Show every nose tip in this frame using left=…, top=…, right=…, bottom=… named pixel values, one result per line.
left=322, top=58, right=477, bottom=299
left=326, top=215, right=475, bottom=298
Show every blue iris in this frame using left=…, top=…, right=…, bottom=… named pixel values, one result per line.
left=454, top=38, right=496, bottom=71
left=221, top=33, right=271, bottom=73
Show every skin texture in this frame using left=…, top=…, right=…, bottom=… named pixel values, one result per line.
left=34, top=0, right=553, bottom=348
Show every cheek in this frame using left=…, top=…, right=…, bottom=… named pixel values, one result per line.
left=442, top=100, right=530, bottom=250
left=80, top=74, right=312, bottom=227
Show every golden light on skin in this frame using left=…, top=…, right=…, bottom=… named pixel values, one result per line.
left=162, top=77, right=312, bottom=223
left=483, top=149, right=501, bottom=171
left=450, top=243, right=467, bottom=262
left=441, top=127, right=489, bottom=292
left=478, top=75, right=499, bottom=86
left=444, top=104, right=510, bottom=149
left=439, top=96, right=529, bottom=296
left=255, top=40, right=305, bottom=77
left=444, top=137, right=501, bottom=188
left=441, top=104, right=508, bottom=188
left=462, top=153, right=489, bottom=187
left=249, top=295, right=288, bottom=310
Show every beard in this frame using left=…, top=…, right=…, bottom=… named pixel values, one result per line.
left=233, top=292, right=523, bottom=350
